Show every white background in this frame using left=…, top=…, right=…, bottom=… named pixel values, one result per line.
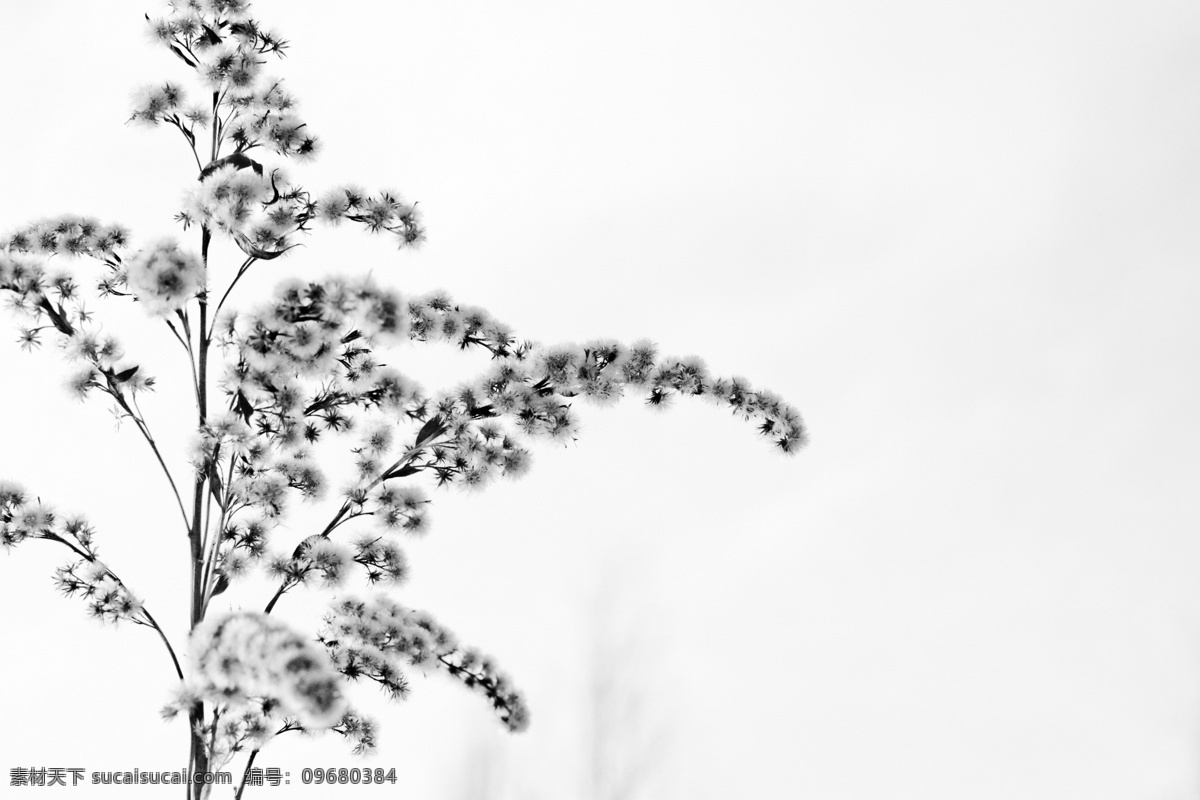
left=1, top=1, right=1199, bottom=798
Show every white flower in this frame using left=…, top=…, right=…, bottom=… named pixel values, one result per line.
left=188, top=611, right=347, bottom=728
left=125, top=238, right=205, bottom=316
left=128, top=82, right=186, bottom=126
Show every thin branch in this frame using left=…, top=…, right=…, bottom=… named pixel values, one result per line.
left=165, top=317, right=201, bottom=398
left=211, top=90, right=222, bottom=162
left=142, top=606, right=185, bottom=682
left=116, top=391, right=192, bottom=533
left=201, top=452, right=239, bottom=613
left=234, top=725, right=301, bottom=800
left=36, top=533, right=184, bottom=681
left=208, top=256, right=257, bottom=338
left=201, top=465, right=216, bottom=572
left=30, top=296, right=191, bottom=532
left=261, top=581, right=291, bottom=615
left=178, top=307, right=194, bottom=344
left=261, top=437, right=444, bottom=614
left=234, top=747, right=261, bottom=800
left=167, top=116, right=204, bottom=172
left=207, top=705, right=223, bottom=770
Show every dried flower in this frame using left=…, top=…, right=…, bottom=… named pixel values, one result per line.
left=124, top=237, right=205, bottom=315
left=188, top=611, right=347, bottom=728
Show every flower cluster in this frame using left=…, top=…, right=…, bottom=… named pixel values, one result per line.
left=256, top=482, right=423, bottom=599
left=403, top=296, right=807, bottom=453
left=205, top=702, right=280, bottom=757
left=0, top=482, right=29, bottom=544
left=225, top=80, right=319, bottom=161
left=190, top=411, right=257, bottom=467
left=214, top=278, right=803, bottom=556
left=223, top=285, right=526, bottom=469
left=188, top=414, right=346, bottom=595
left=4, top=286, right=150, bottom=395
left=315, top=187, right=425, bottom=249
left=180, top=170, right=426, bottom=261
left=190, top=412, right=362, bottom=603
left=261, top=530, right=413, bottom=601
left=162, top=699, right=377, bottom=767
left=406, top=292, right=524, bottom=356
left=224, top=277, right=408, bottom=381
left=177, top=167, right=426, bottom=263
left=0, top=250, right=51, bottom=334
left=267, top=536, right=352, bottom=589
left=0, top=482, right=61, bottom=550
left=331, top=710, right=378, bottom=756
left=181, top=160, right=312, bottom=257
left=216, top=517, right=268, bottom=579
left=353, top=483, right=428, bottom=535
left=346, top=534, right=410, bottom=586
left=54, top=559, right=144, bottom=624
left=144, top=2, right=317, bottom=165
left=183, top=611, right=347, bottom=729
left=124, top=237, right=206, bottom=316
left=2, top=217, right=140, bottom=355
left=202, top=47, right=262, bottom=94
left=519, top=340, right=808, bottom=453
left=217, top=277, right=420, bottom=475
left=5, top=216, right=130, bottom=263
left=149, top=0, right=257, bottom=32
left=128, top=81, right=192, bottom=127
left=409, top=398, right=537, bottom=490
left=319, top=596, right=530, bottom=732
left=0, top=484, right=145, bottom=625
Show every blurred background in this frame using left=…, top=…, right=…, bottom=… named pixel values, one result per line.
left=1, top=0, right=1199, bottom=797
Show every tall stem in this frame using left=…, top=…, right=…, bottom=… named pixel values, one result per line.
left=185, top=88, right=223, bottom=799
left=187, top=226, right=213, bottom=800
left=234, top=748, right=261, bottom=800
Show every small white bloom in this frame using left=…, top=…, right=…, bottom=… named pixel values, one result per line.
left=125, top=238, right=205, bottom=316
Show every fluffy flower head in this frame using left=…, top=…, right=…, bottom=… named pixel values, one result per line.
left=125, top=238, right=205, bottom=315
left=187, top=610, right=346, bottom=728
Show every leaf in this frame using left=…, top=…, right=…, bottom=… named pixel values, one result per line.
left=200, top=24, right=222, bottom=48
left=264, top=169, right=283, bottom=204
left=169, top=45, right=197, bottom=68
left=291, top=533, right=324, bottom=560
left=469, top=404, right=496, bottom=419
left=207, top=462, right=224, bottom=507
left=233, top=390, right=255, bottom=424
left=231, top=232, right=299, bottom=260
left=48, top=303, right=75, bottom=335
left=385, top=464, right=420, bottom=479
left=178, top=121, right=196, bottom=148
left=112, top=366, right=140, bottom=383
left=210, top=572, right=229, bottom=598
left=199, top=152, right=264, bottom=181
left=415, top=416, right=446, bottom=448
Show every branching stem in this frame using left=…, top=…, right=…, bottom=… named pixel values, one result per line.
left=35, top=533, right=184, bottom=681
left=115, top=391, right=191, bottom=533
left=209, top=256, right=257, bottom=338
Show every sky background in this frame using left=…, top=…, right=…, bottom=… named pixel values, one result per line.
left=1, top=0, right=1199, bottom=798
